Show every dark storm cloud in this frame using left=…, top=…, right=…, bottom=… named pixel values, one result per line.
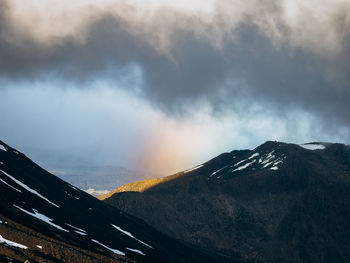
left=0, top=0, right=349, bottom=135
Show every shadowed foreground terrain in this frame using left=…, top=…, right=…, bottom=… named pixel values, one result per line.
left=0, top=140, right=244, bottom=263
left=102, top=142, right=350, bottom=263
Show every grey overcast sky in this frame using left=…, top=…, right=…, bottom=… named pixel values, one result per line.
left=0, top=0, right=349, bottom=175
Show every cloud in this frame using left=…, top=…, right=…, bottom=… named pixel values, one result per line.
left=2, top=81, right=345, bottom=176
left=0, top=0, right=349, bottom=143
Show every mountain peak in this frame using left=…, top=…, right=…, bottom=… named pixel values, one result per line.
left=103, top=140, right=350, bottom=263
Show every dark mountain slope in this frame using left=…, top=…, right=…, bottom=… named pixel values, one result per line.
left=0, top=140, right=238, bottom=263
left=103, top=141, right=350, bottom=263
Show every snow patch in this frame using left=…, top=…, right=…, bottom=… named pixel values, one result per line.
left=233, top=160, right=256, bottom=172
left=0, top=144, right=7, bottom=152
left=248, top=153, right=260, bottom=159
left=0, top=178, right=21, bottom=192
left=0, top=235, right=28, bottom=249
left=111, top=224, right=153, bottom=249
left=262, top=161, right=275, bottom=168
left=231, top=150, right=285, bottom=172
left=65, top=223, right=85, bottom=232
left=0, top=169, right=59, bottom=208
left=272, top=160, right=283, bottom=167
left=91, top=239, right=125, bottom=256
left=261, top=151, right=275, bottom=164
left=300, top=143, right=326, bottom=150
left=14, top=205, right=68, bottom=232
left=65, top=223, right=87, bottom=235
left=70, top=185, right=80, bottom=192
left=210, top=166, right=227, bottom=177
left=184, top=164, right=204, bottom=173
left=261, top=153, right=285, bottom=170
left=233, top=159, right=246, bottom=167
left=127, top=248, right=145, bottom=255
left=74, top=230, right=87, bottom=235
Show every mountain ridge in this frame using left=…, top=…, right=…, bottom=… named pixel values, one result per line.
left=103, top=141, right=350, bottom=263
left=0, top=139, right=240, bottom=263
left=101, top=141, right=349, bottom=197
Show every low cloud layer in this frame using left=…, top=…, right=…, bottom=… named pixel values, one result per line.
left=0, top=0, right=349, bottom=174
left=1, top=82, right=343, bottom=175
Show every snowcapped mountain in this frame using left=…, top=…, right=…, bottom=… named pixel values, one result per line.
left=0, top=140, right=237, bottom=263
left=102, top=141, right=350, bottom=263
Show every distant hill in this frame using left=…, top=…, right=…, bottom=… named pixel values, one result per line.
left=48, top=165, right=145, bottom=196
left=103, top=141, right=350, bottom=263
left=100, top=173, right=185, bottom=199
left=16, top=147, right=148, bottom=196
left=0, top=140, right=240, bottom=263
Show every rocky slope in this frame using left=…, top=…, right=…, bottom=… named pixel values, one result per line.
left=102, top=141, right=350, bottom=263
left=0, top=140, right=239, bottom=263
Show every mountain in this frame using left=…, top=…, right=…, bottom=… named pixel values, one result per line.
left=102, top=141, right=350, bottom=263
left=0, top=140, right=240, bottom=263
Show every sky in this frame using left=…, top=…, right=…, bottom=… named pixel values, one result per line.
left=0, top=0, right=349, bottom=176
